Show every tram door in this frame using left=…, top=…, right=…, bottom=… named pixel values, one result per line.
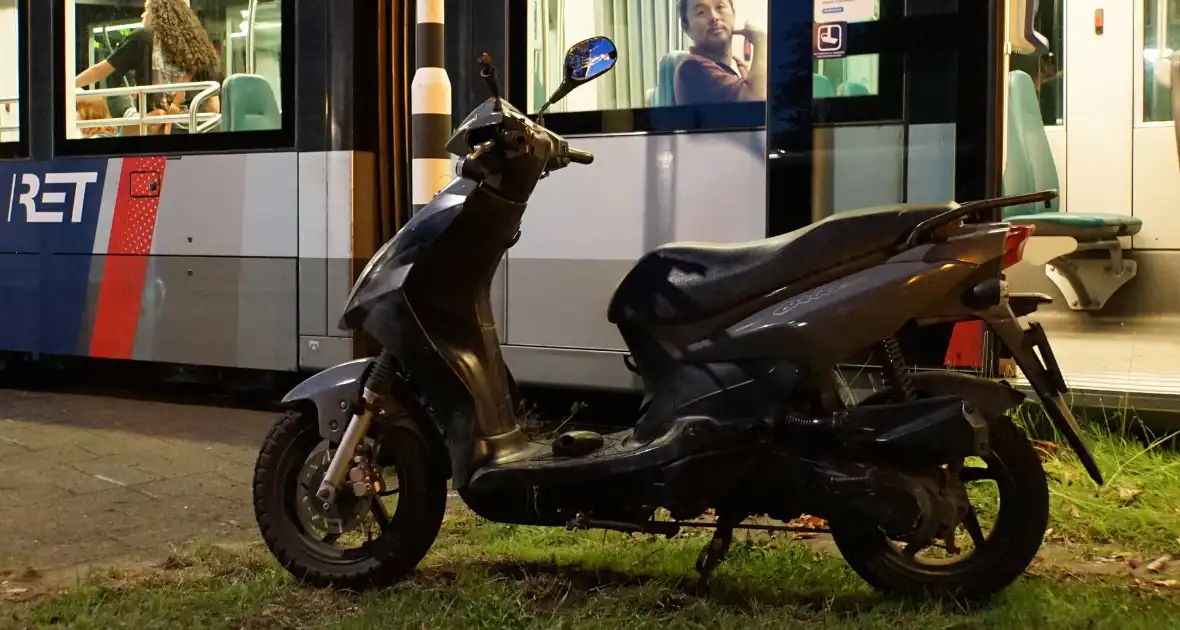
left=1053, top=1, right=1180, bottom=248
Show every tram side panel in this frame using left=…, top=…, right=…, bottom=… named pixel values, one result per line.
left=0, top=153, right=305, bottom=372
left=296, top=150, right=365, bottom=371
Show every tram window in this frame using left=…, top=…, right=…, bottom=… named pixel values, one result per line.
left=1143, top=0, right=1180, bottom=123
left=0, top=0, right=19, bottom=144
left=526, top=0, right=769, bottom=114
left=65, top=0, right=284, bottom=142
left=1008, top=0, right=1063, bottom=126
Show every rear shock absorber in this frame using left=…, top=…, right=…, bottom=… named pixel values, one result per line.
left=880, top=336, right=917, bottom=401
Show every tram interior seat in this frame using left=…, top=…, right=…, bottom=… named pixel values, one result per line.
left=836, top=81, right=869, bottom=97
left=814, top=74, right=835, bottom=98
left=1003, top=69, right=1141, bottom=311
left=647, top=51, right=690, bottom=107
left=221, top=74, right=281, bottom=132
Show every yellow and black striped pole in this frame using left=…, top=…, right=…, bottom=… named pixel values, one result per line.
left=411, top=0, right=452, bottom=215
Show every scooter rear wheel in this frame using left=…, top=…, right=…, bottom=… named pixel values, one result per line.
left=252, top=408, right=447, bottom=590
left=830, top=415, right=1049, bottom=600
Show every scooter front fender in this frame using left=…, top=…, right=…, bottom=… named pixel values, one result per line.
left=282, top=357, right=375, bottom=442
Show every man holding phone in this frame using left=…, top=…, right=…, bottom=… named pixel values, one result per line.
left=673, top=0, right=767, bottom=105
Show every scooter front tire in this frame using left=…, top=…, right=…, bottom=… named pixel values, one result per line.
left=252, top=408, right=447, bottom=590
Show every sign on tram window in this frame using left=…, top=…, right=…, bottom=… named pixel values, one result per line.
left=526, top=0, right=770, bottom=114
left=65, top=0, right=285, bottom=142
left=814, top=0, right=878, bottom=24
left=0, top=0, right=19, bottom=145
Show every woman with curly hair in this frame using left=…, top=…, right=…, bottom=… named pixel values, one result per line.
left=75, top=0, right=223, bottom=135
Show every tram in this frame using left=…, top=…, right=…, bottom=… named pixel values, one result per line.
left=2, top=0, right=1177, bottom=410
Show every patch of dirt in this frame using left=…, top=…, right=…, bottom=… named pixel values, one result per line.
left=1023, top=543, right=1180, bottom=587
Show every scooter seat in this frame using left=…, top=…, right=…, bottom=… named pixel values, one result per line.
left=608, top=202, right=958, bottom=324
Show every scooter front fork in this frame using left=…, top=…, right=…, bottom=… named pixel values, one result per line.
left=315, top=353, right=396, bottom=505
left=315, top=386, right=380, bottom=505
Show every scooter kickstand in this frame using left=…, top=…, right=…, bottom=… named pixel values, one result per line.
left=695, top=523, right=734, bottom=590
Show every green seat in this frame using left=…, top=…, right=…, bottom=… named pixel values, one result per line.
left=1004, top=212, right=1142, bottom=240
left=650, top=51, right=690, bottom=107
left=221, top=74, right=281, bottom=132
left=836, top=81, right=869, bottom=96
left=1003, top=70, right=1142, bottom=240
left=1004, top=69, right=1140, bottom=310
left=814, top=74, right=835, bottom=98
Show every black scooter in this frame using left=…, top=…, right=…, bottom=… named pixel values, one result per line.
left=253, top=36, right=1101, bottom=600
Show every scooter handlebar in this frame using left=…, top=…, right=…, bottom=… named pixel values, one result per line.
left=565, top=147, right=595, bottom=165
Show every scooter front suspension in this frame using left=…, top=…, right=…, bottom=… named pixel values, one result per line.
left=315, top=354, right=396, bottom=505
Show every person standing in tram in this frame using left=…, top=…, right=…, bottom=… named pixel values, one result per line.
left=74, top=0, right=222, bottom=135
left=673, top=0, right=767, bottom=105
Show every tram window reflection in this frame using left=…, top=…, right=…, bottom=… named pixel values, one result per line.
left=526, top=0, right=884, bottom=117
left=67, top=0, right=284, bottom=140
left=526, top=0, right=769, bottom=114
left=0, top=0, right=19, bottom=143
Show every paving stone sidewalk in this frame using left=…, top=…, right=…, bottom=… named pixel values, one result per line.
left=0, top=388, right=274, bottom=579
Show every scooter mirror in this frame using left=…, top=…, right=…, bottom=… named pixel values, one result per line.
left=564, top=36, right=618, bottom=84
left=537, top=36, right=618, bottom=116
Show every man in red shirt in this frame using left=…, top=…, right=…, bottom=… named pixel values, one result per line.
left=673, top=0, right=768, bottom=105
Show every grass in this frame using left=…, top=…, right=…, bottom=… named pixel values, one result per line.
left=4, top=404, right=1180, bottom=629
left=1016, top=402, right=1180, bottom=557
left=5, top=514, right=1180, bottom=630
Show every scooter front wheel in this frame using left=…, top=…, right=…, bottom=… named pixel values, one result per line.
left=252, top=408, right=447, bottom=590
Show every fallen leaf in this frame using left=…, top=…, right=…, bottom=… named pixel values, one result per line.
left=1152, top=579, right=1179, bottom=588
left=1117, top=487, right=1143, bottom=503
left=791, top=532, right=819, bottom=541
left=788, top=514, right=828, bottom=529
left=3, top=587, right=28, bottom=595
left=1146, top=554, right=1172, bottom=573
left=1033, top=440, right=1060, bottom=458
left=1067, top=505, right=1081, bottom=518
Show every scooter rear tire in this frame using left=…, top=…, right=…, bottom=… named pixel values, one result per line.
left=831, top=415, right=1049, bottom=600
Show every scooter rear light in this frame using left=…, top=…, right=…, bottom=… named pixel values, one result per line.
left=1002, top=224, right=1036, bottom=269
